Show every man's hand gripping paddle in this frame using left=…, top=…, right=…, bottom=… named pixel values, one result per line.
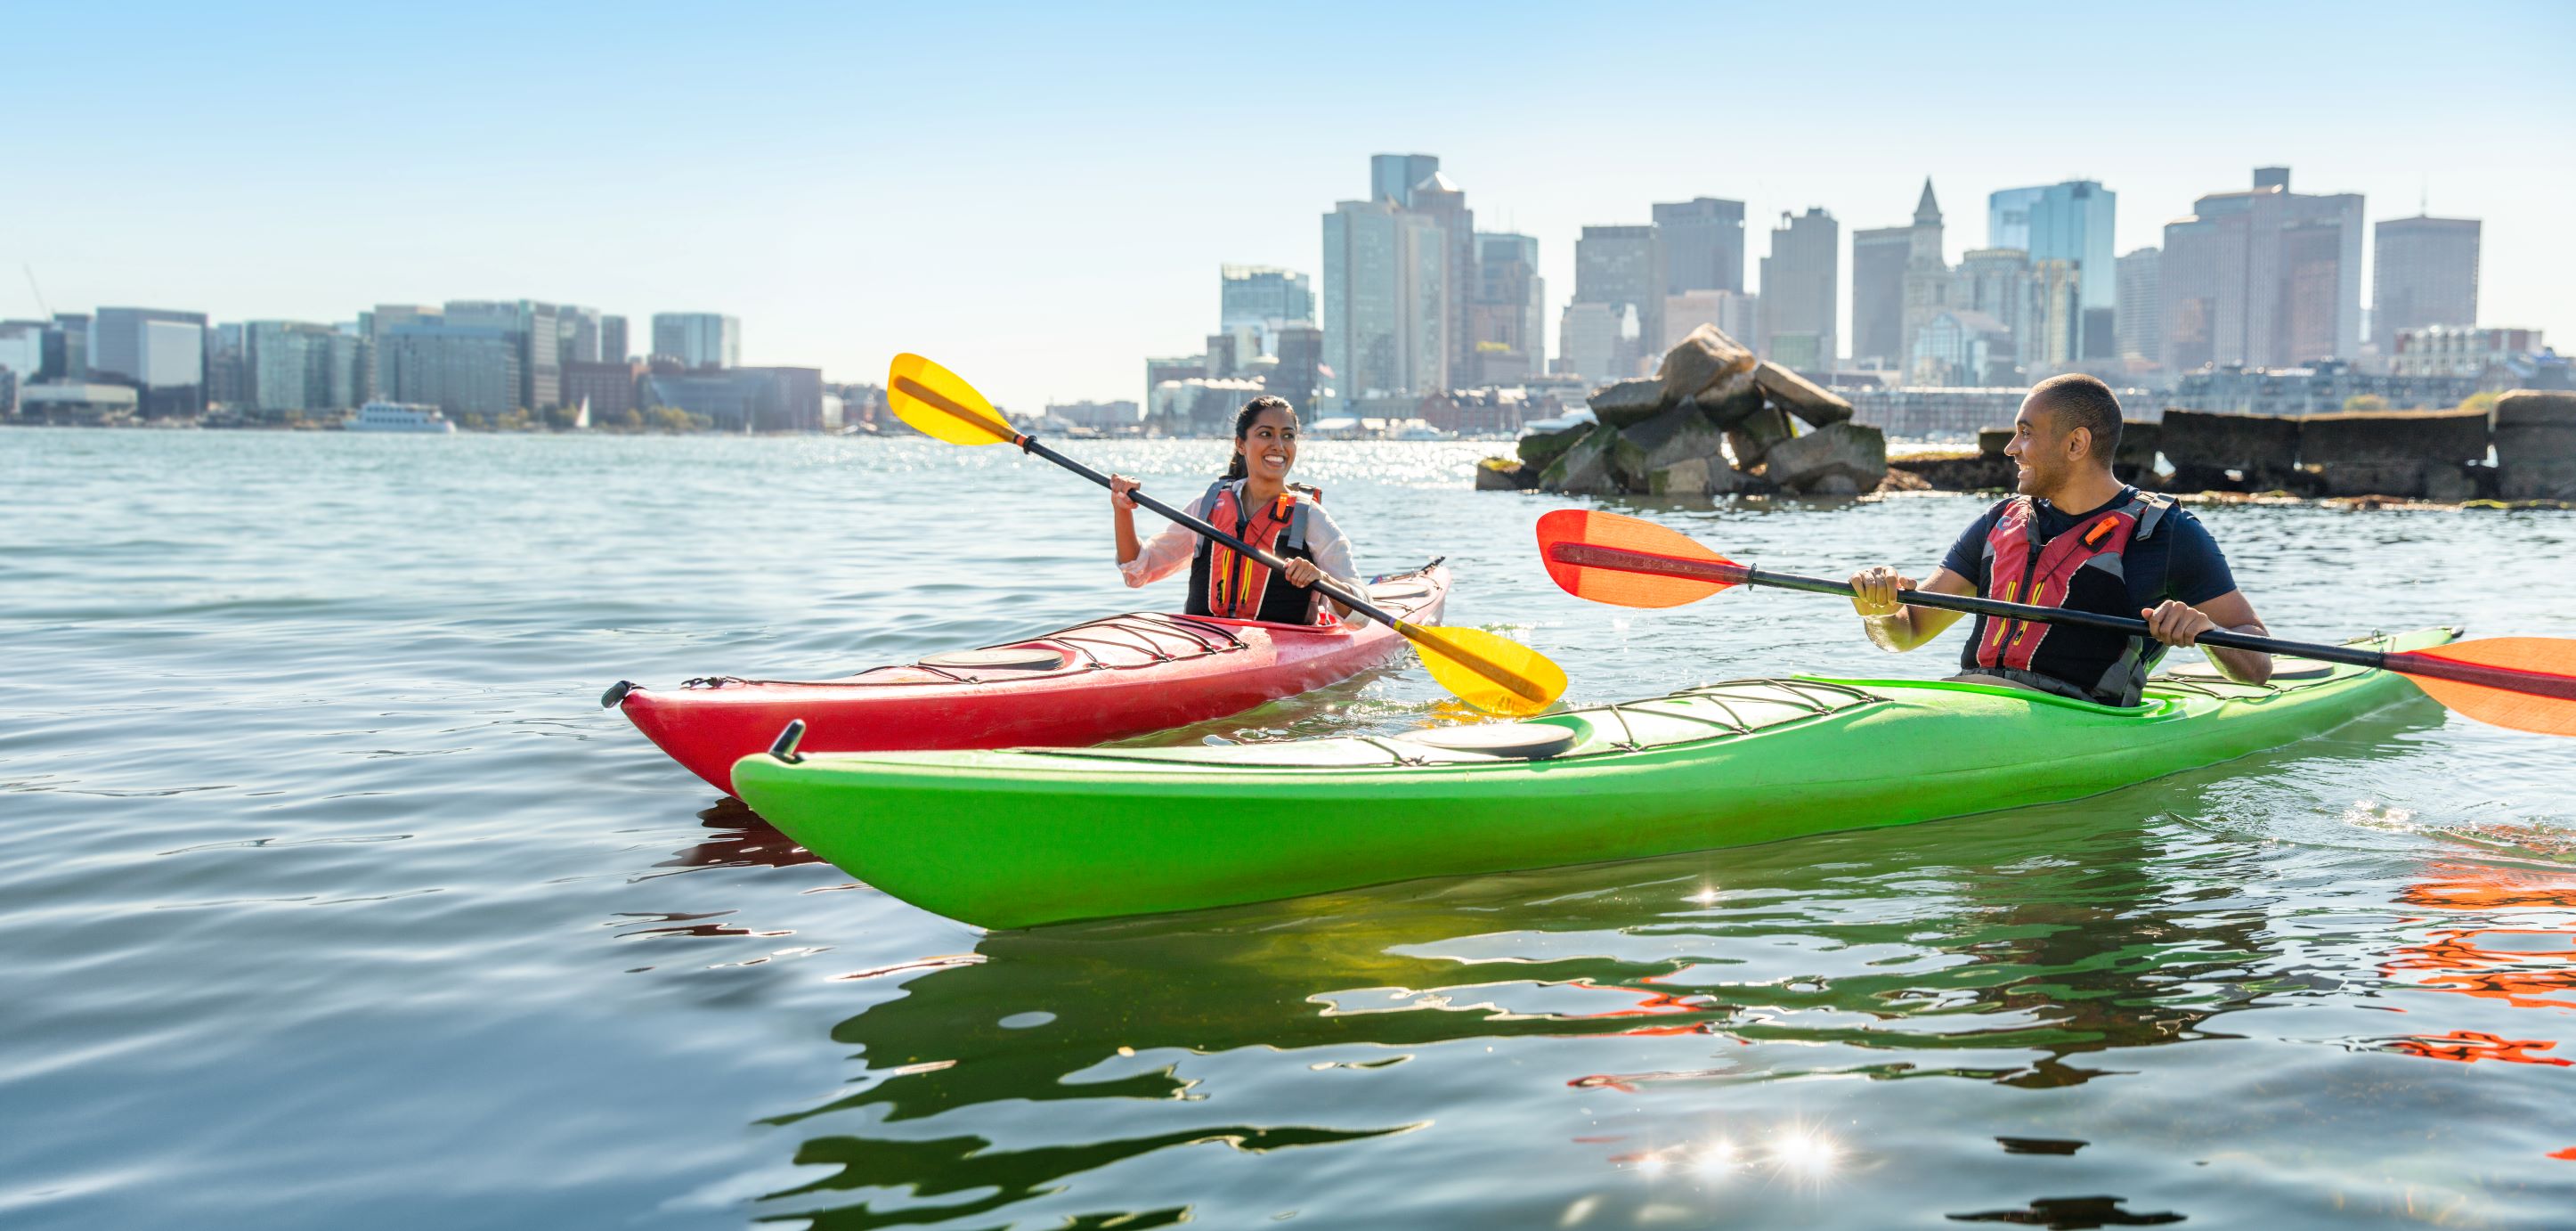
left=887, top=353, right=1566, bottom=716
left=1535, top=508, right=2576, bottom=737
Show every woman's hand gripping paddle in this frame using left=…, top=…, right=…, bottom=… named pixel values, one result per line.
left=1534, top=508, right=2576, bottom=738
left=887, top=354, right=1567, bottom=716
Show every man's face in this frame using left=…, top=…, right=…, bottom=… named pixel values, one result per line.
left=2002, top=396, right=2079, bottom=496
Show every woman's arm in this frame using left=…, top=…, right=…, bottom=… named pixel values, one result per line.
left=1116, top=486, right=1205, bottom=588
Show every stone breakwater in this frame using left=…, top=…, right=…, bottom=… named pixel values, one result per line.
left=1483, top=339, right=2575, bottom=508
left=1478, top=324, right=1889, bottom=498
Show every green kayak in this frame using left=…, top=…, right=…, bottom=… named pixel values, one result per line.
left=732, top=625, right=2457, bottom=929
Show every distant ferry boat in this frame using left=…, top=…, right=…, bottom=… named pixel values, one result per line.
left=347, top=401, right=457, bottom=434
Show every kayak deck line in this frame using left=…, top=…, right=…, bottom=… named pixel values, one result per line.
left=616, top=562, right=1452, bottom=793
left=730, top=625, right=2460, bottom=930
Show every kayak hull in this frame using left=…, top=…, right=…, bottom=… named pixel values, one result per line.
left=732, top=626, right=2458, bottom=930
left=620, top=564, right=1447, bottom=794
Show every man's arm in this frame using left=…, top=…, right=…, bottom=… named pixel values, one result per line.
left=2142, top=590, right=2271, bottom=685
left=1849, top=566, right=1977, bottom=652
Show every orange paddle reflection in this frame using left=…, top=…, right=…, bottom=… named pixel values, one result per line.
left=2380, top=860, right=2576, bottom=1069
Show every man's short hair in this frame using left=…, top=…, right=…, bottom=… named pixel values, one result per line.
left=2029, top=373, right=2122, bottom=462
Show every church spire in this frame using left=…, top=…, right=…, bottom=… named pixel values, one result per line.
left=1913, top=177, right=1941, bottom=226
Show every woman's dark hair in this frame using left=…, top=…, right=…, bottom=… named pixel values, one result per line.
left=1223, top=395, right=1297, bottom=480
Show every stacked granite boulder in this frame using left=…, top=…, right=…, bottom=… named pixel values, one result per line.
left=1504, top=325, right=1883, bottom=497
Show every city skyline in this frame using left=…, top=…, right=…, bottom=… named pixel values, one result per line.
left=4, top=2, right=2570, bottom=411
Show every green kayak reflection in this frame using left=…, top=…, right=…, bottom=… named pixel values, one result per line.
left=747, top=703, right=2439, bottom=1225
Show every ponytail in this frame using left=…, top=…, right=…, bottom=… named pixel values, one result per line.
left=1224, top=395, right=1294, bottom=480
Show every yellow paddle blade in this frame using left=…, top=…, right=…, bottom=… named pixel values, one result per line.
left=1399, top=623, right=1567, bottom=718
left=887, top=353, right=1019, bottom=446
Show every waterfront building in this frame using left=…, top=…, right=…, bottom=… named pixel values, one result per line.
left=1910, top=309, right=2015, bottom=387
left=40, top=313, right=90, bottom=383
left=1759, top=208, right=1838, bottom=371
left=19, top=382, right=141, bottom=424
left=1405, top=171, right=1480, bottom=384
left=2171, top=361, right=2480, bottom=415
left=1653, top=198, right=1747, bottom=294
left=2116, top=248, right=2162, bottom=363
left=1469, top=232, right=1545, bottom=386
left=1267, top=324, right=1324, bottom=412
left=562, top=360, right=646, bottom=420
left=1044, top=400, right=1144, bottom=430
left=1850, top=225, right=1911, bottom=369
left=446, top=300, right=565, bottom=411
left=1558, top=301, right=1636, bottom=383
left=1321, top=195, right=1447, bottom=405
left=601, top=315, right=630, bottom=364
left=557, top=306, right=603, bottom=366
left=2389, top=325, right=2542, bottom=379
left=205, top=323, right=250, bottom=409
left=650, top=313, right=741, bottom=370
left=361, top=305, right=437, bottom=398
left=248, top=321, right=367, bottom=414
left=0, top=321, right=44, bottom=388
left=0, top=366, right=13, bottom=416
left=1843, top=383, right=2159, bottom=439
left=2162, top=167, right=2364, bottom=371
left=380, top=317, right=521, bottom=420
left=88, top=307, right=208, bottom=417
left=1218, top=265, right=1314, bottom=363
left=2372, top=216, right=2480, bottom=352
left=642, top=364, right=820, bottom=432
left=1150, top=376, right=1267, bottom=434
left=1577, top=224, right=1662, bottom=366
left=1987, top=187, right=2044, bottom=252
left=1662, top=290, right=1759, bottom=353
left=1370, top=153, right=1441, bottom=208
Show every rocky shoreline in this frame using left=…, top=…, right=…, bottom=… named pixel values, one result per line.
left=1481, top=324, right=2575, bottom=510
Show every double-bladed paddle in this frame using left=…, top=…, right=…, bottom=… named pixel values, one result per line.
left=1534, top=508, right=2576, bottom=737
left=885, top=353, right=1565, bottom=716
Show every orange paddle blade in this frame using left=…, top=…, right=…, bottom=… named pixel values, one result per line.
left=1533, top=509, right=1749, bottom=608
left=2389, top=638, right=2576, bottom=737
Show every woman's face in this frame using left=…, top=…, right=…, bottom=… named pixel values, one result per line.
left=1236, top=407, right=1298, bottom=483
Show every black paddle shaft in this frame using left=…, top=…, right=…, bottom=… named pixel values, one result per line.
left=1546, top=542, right=2385, bottom=671
left=1749, top=566, right=2385, bottom=670
left=1017, top=436, right=1399, bottom=626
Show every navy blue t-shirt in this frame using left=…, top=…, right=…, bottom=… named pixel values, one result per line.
left=1938, top=487, right=2239, bottom=615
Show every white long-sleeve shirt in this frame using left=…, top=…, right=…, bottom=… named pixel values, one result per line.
left=1118, top=481, right=1368, bottom=625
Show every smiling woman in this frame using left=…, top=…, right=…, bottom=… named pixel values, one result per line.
left=1109, top=396, right=1366, bottom=627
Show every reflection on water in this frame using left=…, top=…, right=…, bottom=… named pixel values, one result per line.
left=748, top=705, right=2576, bottom=1227
left=6, top=431, right=2572, bottom=1229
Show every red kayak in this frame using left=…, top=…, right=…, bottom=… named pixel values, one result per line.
left=606, top=562, right=1450, bottom=794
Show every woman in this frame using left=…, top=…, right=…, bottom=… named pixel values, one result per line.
left=1109, top=396, right=1365, bottom=625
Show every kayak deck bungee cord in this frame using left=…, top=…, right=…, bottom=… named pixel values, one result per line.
left=731, top=625, right=2458, bottom=929
left=611, top=563, right=1446, bottom=794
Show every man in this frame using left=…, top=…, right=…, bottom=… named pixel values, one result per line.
left=1849, top=373, right=2270, bottom=705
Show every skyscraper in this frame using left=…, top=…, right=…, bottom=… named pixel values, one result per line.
left=1652, top=198, right=1746, bottom=294
left=1321, top=197, right=1446, bottom=404
left=1998, top=181, right=2122, bottom=355
left=1948, top=248, right=2036, bottom=381
left=2116, top=248, right=2162, bottom=363
left=2160, top=167, right=2363, bottom=370
left=2371, top=216, right=2480, bottom=351
left=1759, top=208, right=1839, bottom=371
left=1219, top=265, right=1314, bottom=333
left=448, top=300, right=564, bottom=410
left=1370, top=154, right=1441, bottom=208
left=1470, top=232, right=1545, bottom=385
left=559, top=305, right=603, bottom=365
left=381, top=315, right=522, bottom=419
left=652, top=313, right=741, bottom=370
left=1575, top=224, right=1662, bottom=376
left=88, top=307, right=208, bottom=417
left=601, top=315, right=630, bottom=364
left=1850, top=225, right=1912, bottom=368
left=1404, top=171, right=1479, bottom=382
left=248, top=321, right=366, bottom=413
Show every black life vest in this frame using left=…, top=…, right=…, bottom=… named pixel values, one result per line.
left=1960, top=487, right=2177, bottom=706
left=1185, top=479, right=1329, bottom=624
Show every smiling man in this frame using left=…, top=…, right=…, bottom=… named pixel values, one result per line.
left=1847, top=373, right=2271, bottom=705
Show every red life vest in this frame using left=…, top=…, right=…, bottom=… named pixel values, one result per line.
left=1962, top=488, right=2175, bottom=706
left=1186, top=479, right=1328, bottom=624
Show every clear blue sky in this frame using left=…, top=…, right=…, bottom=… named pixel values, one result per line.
left=6, top=1, right=2570, bottom=409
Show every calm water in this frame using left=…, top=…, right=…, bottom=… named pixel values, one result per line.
left=4, top=428, right=2572, bottom=1229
